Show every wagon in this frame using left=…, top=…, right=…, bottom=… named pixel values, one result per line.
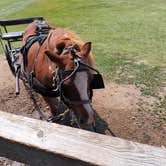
left=0, top=16, right=44, bottom=95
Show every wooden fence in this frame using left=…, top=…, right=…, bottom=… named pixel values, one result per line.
left=0, top=111, right=165, bottom=166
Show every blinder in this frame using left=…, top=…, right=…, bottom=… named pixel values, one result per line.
left=60, top=45, right=105, bottom=90
left=76, top=61, right=105, bottom=90
left=90, top=73, right=105, bottom=89
left=60, top=62, right=105, bottom=90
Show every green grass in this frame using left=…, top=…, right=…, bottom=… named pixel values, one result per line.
left=1, top=0, right=166, bottom=97
left=0, top=0, right=36, bottom=19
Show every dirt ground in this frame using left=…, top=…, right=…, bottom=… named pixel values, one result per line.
left=0, top=55, right=165, bottom=165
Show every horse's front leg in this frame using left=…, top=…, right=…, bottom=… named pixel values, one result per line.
left=43, top=96, right=59, bottom=116
left=43, top=96, right=70, bottom=123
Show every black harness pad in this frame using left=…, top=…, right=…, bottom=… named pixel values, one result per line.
left=32, top=77, right=60, bottom=97
left=90, top=74, right=105, bottom=89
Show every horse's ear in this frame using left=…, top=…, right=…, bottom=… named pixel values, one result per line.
left=80, top=42, right=91, bottom=57
left=45, top=50, right=62, bottom=66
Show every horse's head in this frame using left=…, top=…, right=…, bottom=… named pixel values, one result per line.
left=45, top=41, right=95, bottom=127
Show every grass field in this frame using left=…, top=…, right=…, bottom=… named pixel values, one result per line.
left=1, top=0, right=166, bottom=98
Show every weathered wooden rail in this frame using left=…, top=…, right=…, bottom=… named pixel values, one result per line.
left=0, top=111, right=165, bottom=166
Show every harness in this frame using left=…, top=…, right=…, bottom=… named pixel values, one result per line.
left=20, top=21, right=61, bottom=97
left=21, top=34, right=47, bottom=69
left=20, top=21, right=105, bottom=108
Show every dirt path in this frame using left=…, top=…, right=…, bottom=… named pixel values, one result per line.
left=0, top=55, right=165, bottom=150
left=93, top=82, right=166, bottom=146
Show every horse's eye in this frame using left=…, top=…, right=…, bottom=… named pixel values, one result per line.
left=74, top=44, right=80, bottom=51
left=56, top=42, right=65, bottom=54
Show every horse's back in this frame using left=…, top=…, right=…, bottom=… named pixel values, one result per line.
left=22, top=20, right=95, bottom=73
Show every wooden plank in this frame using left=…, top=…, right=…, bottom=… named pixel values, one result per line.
left=0, top=111, right=165, bottom=166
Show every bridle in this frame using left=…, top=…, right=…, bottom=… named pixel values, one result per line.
left=49, top=46, right=99, bottom=108
left=49, top=45, right=100, bottom=107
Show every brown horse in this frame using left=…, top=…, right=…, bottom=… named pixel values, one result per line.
left=21, top=20, right=97, bottom=128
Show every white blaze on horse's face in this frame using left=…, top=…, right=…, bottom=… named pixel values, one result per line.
left=74, top=72, right=94, bottom=124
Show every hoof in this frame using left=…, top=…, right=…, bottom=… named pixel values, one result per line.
left=47, top=116, right=61, bottom=123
